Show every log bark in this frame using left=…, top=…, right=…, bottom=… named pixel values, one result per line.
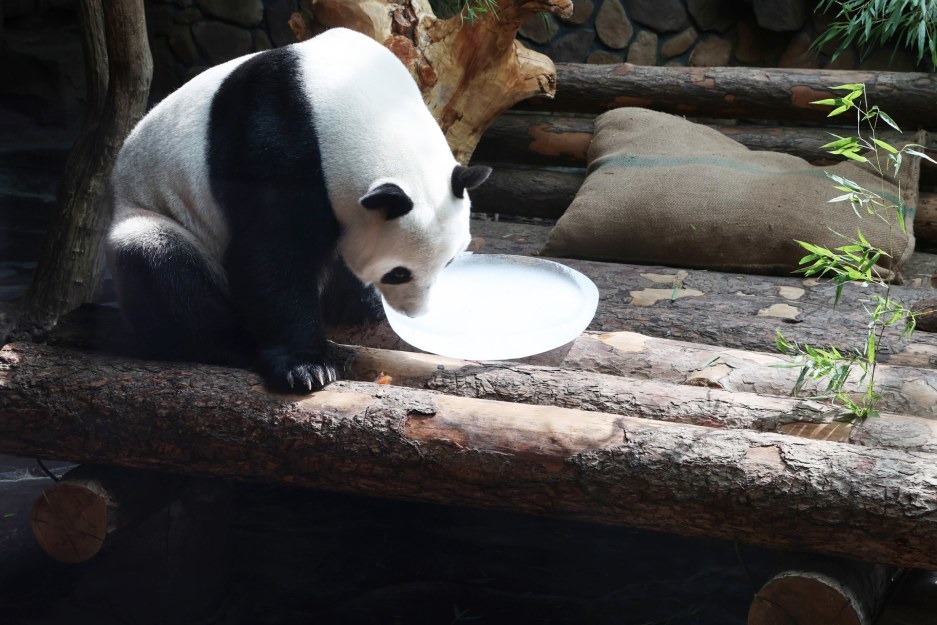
left=473, top=112, right=937, bottom=183
left=335, top=343, right=937, bottom=452
left=45, top=298, right=937, bottom=423
left=15, top=0, right=151, bottom=335
left=520, top=64, right=937, bottom=128
left=749, top=555, right=897, bottom=625
left=290, top=0, right=573, bottom=164
left=31, top=465, right=182, bottom=563
left=468, top=164, right=582, bottom=218
left=3, top=341, right=937, bottom=570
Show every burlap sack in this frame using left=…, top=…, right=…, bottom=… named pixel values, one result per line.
left=542, top=108, right=921, bottom=277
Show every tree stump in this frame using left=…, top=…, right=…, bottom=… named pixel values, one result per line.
left=289, top=0, right=573, bottom=164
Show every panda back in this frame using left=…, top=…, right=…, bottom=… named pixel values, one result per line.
left=294, top=28, right=458, bottom=224
left=110, top=53, right=262, bottom=259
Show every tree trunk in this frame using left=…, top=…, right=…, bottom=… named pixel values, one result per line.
left=15, top=0, right=152, bottom=336
left=3, top=341, right=937, bottom=570
left=290, top=0, right=573, bottom=164
left=520, top=64, right=937, bottom=128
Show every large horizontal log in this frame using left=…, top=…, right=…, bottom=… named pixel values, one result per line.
left=49, top=303, right=937, bottom=421
left=520, top=64, right=937, bottom=128
left=2, top=341, right=937, bottom=570
left=473, top=112, right=937, bottom=184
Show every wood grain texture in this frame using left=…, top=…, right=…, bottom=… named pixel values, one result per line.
left=3, top=341, right=937, bottom=570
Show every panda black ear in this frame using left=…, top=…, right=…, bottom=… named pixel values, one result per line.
left=451, top=164, right=492, bottom=199
left=359, top=183, right=414, bottom=220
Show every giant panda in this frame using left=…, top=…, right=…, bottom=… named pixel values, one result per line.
left=105, top=27, right=491, bottom=393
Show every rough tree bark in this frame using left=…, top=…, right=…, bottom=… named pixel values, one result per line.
left=289, top=0, right=573, bottom=164
left=334, top=343, right=937, bottom=452
left=521, top=64, right=937, bottom=128
left=3, top=341, right=937, bottom=570
left=14, top=0, right=151, bottom=337
left=43, top=296, right=937, bottom=422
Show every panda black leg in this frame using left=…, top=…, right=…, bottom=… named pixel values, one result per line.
left=321, top=257, right=385, bottom=326
left=108, top=215, right=253, bottom=367
left=223, top=234, right=342, bottom=394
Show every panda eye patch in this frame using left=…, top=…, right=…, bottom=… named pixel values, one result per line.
left=381, top=266, right=412, bottom=285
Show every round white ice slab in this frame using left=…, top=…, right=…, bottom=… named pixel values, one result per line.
left=382, top=254, right=598, bottom=360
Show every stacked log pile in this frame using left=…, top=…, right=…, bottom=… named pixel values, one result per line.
left=3, top=60, right=937, bottom=624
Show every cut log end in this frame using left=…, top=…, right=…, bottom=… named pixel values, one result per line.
left=749, top=574, right=866, bottom=625
left=31, top=482, right=109, bottom=563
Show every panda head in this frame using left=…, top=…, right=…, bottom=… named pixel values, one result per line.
left=339, top=164, right=491, bottom=317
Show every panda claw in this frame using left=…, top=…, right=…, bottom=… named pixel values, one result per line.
left=260, top=348, right=340, bottom=394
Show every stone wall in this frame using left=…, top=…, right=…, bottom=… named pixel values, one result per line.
left=146, top=0, right=298, bottom=103
left=0, top=0, right=929, bottom=130
left=516, top=0, right=923, bottom=71
left=144, top=0, right=926, bottom=102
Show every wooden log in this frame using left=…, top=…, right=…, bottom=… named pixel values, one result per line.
left=473, top=112, right=937, bottom=184
left=521, top=64, right=937, bottom=128
left=45, top=298, right=937, bottom=422
left=3, top=341, right=937, bottom=570
left=468, top=165, right=937, bottom=249
left=469, top=155, right=928, bottom=218
left=15, top=0, right=151, bottom=334
left=31, top=464, right=181, bottom=563
left=749, top=555, right=897, bottom=625
left=468, top=165, right=581, bottom=219
left=336, top=343, right=937, bottom=452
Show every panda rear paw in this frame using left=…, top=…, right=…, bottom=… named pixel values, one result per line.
left=259, top=347, right=340, bottom=393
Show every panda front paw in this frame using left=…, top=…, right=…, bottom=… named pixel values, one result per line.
left=259, top=347, right=340, bottom=393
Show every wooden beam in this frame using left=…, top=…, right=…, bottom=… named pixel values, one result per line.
left=3, top=341, right=937, bottom=570
left=520, top=64, right=937, bottom=129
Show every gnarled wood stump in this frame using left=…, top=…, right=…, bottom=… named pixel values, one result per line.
left=289, top=0, right=573, bottom=163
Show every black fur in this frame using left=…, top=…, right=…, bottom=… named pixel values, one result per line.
left=451, top=165, right=492, bottom=199
left=359, top=182, right=413, bottom=219
left=110, top=225, right=254, bottom=368
left=204, top=45, right=355, bottom=393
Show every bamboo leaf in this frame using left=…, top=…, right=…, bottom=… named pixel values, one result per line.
left=872, top=138, right=899, bottom=154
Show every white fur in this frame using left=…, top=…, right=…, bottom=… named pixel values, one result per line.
left=295, top=28, right=471, bottom=315
left=108, top=53, right=261, bottom=261
left=108, top=28, right=471, bottom=317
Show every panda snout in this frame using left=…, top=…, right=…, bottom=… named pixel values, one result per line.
left=399, top=300, right=430, bottom=318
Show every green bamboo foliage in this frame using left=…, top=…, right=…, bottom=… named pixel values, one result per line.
left=814, top=0, right=937, bottom=68
left=776, top=84, right=935, bottom=420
